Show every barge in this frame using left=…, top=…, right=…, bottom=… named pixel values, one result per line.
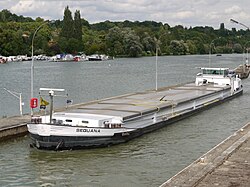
left=27, top=67, right=243, bottom=150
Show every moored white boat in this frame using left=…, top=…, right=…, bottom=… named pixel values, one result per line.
left=0, top=56, right=7, bottom=64
left=27, top=67, right=243, bottom=150
left=87, top=54, right=109, bottom=61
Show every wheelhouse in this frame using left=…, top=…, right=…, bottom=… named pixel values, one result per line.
left=200, top=68, right=229, bottom=77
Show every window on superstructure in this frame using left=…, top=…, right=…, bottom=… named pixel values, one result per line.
left=202, top=69, right=226, bottom=75
left=82, top=120, right=89, bottom=124
left=66, top=119, right=72, bottom=122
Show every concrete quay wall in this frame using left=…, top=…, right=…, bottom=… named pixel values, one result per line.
left=160, top=122, right=250, bottom=187
left=0, top=123, right=28, bottom=141
left=0, top=115, right=30, bottom=141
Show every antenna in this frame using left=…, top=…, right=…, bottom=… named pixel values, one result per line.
left=39, top=88, right=67, bottom=124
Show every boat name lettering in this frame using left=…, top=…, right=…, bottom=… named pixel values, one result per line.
left=76, top=128, right=100, bottom=133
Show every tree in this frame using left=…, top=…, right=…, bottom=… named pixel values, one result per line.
left=73, top=10, right=83, bottom=51
left=0, top=29, right=28, bottom=56
left=233, top=43, right=243, bottom=53
left=58, top=37, right=68, bottom=53
left=123, top=28, right=143, bottom=57
left=35, top=17, right=44, bottom=22
left=186, top=40, right=197, bottom=54
left=46, top=40, right=61, bottom=55
left=141, top=35, right=155, bottom=54
left=4, top=8, right=250, bottom=57
left=106, top=27, right=124, bottom=56
left=73, top=10, right=82, bottom=41
left=59, top=7, right=84, bottom=53
left=169, top=40, right=186, bottom=55
left=60, top=6, right=73, bottom=39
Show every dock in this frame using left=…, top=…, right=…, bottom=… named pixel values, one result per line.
left=0, top=115, right=30, bottom=141
left=160, top=122, right=250, bottom=187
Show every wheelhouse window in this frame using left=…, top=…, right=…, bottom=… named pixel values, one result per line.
left=65, top=119, right=72, bottom=122
left=202, top=69, right=228, bottom=76
left=82, top=120, right=89, bottom=124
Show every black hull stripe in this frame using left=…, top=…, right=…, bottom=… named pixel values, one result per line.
left=29, top=90, right=243, bottom=150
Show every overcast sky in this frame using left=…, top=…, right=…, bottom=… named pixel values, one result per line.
left=1, top=0, right=250, bottom=29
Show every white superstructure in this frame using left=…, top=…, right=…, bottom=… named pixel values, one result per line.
left=27, top=67, right=243, bottom=150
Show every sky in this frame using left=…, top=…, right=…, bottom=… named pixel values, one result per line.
left=1, top=0, right=250, bottom=29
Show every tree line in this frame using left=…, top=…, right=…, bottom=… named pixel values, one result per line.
left=1, top=7, right=250, bottom=57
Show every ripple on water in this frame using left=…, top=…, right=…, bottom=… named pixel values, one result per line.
left=0, top=55, right=249, bottom=187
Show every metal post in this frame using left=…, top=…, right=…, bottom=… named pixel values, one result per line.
left=19, top=93, right=23, bottom=116
left=209, top=44, right=212, bottom=68
left=49, top=90, right=54, bottom=124
left=3, top=88, right=23, bottom=116
left=39, top=88, right=65, bottom=124
left=31, top=21, right=49, bottom=116
left=31, top=41, right=34, bottom=116
left=156, top=46, right=158, bottom=91
left=244, top=41, right=250, bottom=65
left=230, top=19, right=250, bottom=30
left=247, top=49, right=249, bottom=65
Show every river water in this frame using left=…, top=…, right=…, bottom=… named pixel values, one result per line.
left=0, top=54, right=249, bottom=187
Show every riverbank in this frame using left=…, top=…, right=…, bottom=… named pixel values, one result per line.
left=160, top=122, right=250, bottom=187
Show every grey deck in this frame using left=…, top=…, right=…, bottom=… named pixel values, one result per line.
left=68, top=83, right=230, bottom=120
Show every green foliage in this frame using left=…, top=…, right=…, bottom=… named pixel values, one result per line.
left=2, top=8, right=250, bottom=58
left=123, top=28, right=143, bottom=57
left=105, top=27, right=123, bottom=56
left=141, top=35, right=155, bottom=53
left=105, top=27, right=143, bottom=57
left=91, top=20, right=116, bottom=31
left=186, top=40, right=197, bottom=54
left=233, top=43, right=243, bottom=53
left=58, top=7, right=83, bottom=53
left=60, top=6, right=73, bottom=38
left=74, top=10, right=82, bottom=41
left=0, top=9, right=34, bottom=22
left=169, top=40, right=186, bottom=55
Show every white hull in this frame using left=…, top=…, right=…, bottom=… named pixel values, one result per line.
left=28, top=124, right=136, bottom=137
left=28, top=67, right=243, bottom=150
left=28, top=89, right=243, bottom=150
